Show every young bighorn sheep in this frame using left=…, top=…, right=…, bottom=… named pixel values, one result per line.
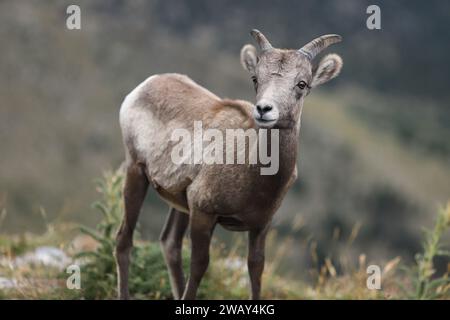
left=116, top=30, right=343, bottom=300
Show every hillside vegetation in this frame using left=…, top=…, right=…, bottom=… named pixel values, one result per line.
left=0, top=1, right=449, bottom=287
left=1, top=172, right=448, bottom=299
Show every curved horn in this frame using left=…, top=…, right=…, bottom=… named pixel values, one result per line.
left=250, top=29, right=273, bottom=52
left=299, top=34, right=342, bottom=60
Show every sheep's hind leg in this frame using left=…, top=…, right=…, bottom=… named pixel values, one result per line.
left=115, top=163, right=149, bottom=300
left=160, top=207, right=189, bottom=299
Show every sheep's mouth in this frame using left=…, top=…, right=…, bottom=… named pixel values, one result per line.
left=255, top=117, right=277, bottom=127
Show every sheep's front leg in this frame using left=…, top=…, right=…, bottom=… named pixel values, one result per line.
left=182, top=211, right=216, bottom=300
left=248, top=226, right=269, bottom=300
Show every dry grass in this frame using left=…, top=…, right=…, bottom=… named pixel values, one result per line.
left=0, top=173, right=448, bottom=300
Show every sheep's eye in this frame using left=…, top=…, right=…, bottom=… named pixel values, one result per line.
left=297, top=81, right=307, bottom=90
left=251, top=76, right=258, bottom=91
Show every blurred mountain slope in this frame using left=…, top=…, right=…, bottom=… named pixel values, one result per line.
left=0, top=1, right=448, bottom=266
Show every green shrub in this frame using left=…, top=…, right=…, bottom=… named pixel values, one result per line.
left=67, top=171, right=450, bottom=300
left=72, top=171, right=301, bottom=299
left=402, top=203, right=450, bottom=299
left=74, top=171, right=189, bottom=299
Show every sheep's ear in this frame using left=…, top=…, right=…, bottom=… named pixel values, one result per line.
left=240, top=44, right=258, bottom=74
left=311, top=54, right=343, bottom=88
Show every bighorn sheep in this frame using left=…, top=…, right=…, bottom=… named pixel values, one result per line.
left=115, top=30, right=343, bottom=299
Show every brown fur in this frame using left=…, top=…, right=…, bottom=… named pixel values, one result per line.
left=115, top=31, right=343, bottom=300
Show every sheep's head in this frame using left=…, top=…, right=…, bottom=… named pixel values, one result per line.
left=241, top=29, right=343, bottom=129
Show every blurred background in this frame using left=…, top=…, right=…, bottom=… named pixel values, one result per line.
left=0, top=0, right=449, bottom=279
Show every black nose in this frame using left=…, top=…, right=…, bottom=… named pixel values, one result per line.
left=256, top=105, right=273, bottom=116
